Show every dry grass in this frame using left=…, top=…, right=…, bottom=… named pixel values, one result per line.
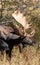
left=0, top=46, right=40, bottom=65
left=0, top=0, right=40, bottom=65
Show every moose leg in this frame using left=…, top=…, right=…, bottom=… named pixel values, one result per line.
left=0, top=39, right=9, bottom=52
left=19, top=43, right=23, bottom=53
left=6, top=49, right=11, bottom=59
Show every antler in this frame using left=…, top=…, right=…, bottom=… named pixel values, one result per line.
left=12, top=10, right=35, bottom=37
left=12, top=10, right=31, bottom=30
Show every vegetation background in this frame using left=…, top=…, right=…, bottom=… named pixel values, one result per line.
left=0, top=0, right=40, bottom=65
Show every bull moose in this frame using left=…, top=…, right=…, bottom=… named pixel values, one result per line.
left=0, top=10, right=35, bottom=58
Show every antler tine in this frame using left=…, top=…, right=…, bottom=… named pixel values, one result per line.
left=26, top=29, right=35, bottom=38
left=25, top=23, right=32, bottom=30
left=30, top=29, right=35, bottom=37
